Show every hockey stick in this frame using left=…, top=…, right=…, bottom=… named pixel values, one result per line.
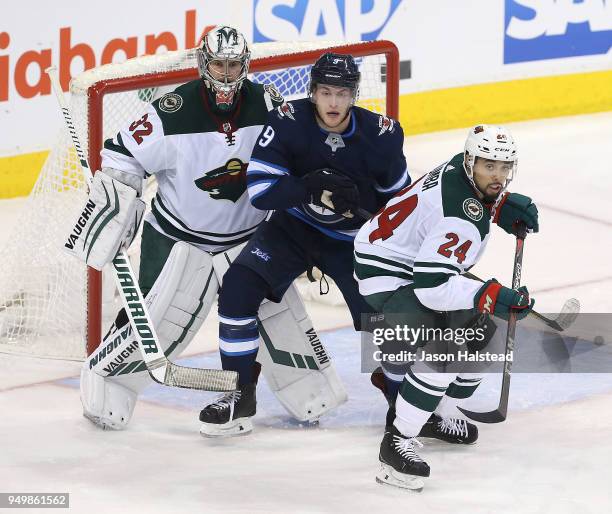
left=46, top=67, right=238, bottom=392
left=457, top=224, right=527, bottom=424
left=462, top=272, right=580, bottom=332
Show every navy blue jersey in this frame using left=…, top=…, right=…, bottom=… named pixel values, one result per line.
left=246, top=98, right=410, bottom=240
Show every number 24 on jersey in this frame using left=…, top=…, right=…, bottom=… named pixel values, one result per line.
left=368, top=194, right=473, bottom=265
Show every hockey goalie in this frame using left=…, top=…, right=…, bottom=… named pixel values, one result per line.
left=65, top=26, right=347, bottom=434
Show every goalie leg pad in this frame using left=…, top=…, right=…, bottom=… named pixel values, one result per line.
left=80, top=363, right=137, bottom=430
left=80, top=241, right=218, bottom=427
left=145, top=241, right=219, bottom=355
left=257, top=285, right=347, bottom=422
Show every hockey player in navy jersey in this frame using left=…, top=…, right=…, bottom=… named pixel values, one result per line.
left=199, top=52, right=411, bottom=436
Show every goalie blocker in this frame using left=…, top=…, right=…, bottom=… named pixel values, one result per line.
left=81, top=239, right=346, bottom=430
left=64, top=168, right=145, bottom=270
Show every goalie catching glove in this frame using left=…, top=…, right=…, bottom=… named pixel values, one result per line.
left=303, top=168, right=360, bottom=218
left=63, top=169, right=145, bottom=270
left=475, top=279, right=534, bottom=321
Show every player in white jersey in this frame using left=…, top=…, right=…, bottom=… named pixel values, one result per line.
left=65, top=26, right=287, bottom=430
left=354, top=124, right=539, bottom=490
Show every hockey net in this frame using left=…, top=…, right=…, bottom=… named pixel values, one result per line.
left=0, top=40, right=399, bottom=360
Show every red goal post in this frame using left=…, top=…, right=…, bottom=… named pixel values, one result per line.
left=85, top=40, right=399, bottom=355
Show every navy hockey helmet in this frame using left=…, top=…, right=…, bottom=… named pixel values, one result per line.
left=309, top=53, right=361, bottom=102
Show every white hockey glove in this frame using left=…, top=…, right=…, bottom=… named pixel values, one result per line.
left=63, top=169, right=145, bottom=270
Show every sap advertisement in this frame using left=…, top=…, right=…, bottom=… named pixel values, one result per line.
left=252, top=0, right=403, bottom=42
left=504, top=0, right=612, bottom=63
left=1, top=0, right=611, bottom=157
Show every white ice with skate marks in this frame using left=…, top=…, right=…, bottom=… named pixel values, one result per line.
left=1, top=113, right=612, bottom=513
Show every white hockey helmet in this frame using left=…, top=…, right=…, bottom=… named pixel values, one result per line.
left=196, top=26, right=251, bottom=110
left=464, top=124, right=518, bottom=187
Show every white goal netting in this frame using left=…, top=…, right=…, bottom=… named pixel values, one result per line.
left=0, top=41, right=396, bottom=360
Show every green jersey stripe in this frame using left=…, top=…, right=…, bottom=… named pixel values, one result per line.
left=151, top=200, right=256, bottom=247
left=155, top=195, right=260, bottom=237
left=354, top=250, right=414, bottom=273
left=354, top=260, right=413, bottom=282
left=414, top=261, right=462, bottom=274
left=413, top=271, right=452, bottom=289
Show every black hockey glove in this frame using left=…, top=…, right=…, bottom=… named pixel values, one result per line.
left=493, top=192, right=539, bottom=235
left=303, top=168, right=360, bottom=217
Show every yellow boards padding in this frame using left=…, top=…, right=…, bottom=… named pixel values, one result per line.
left=0, top=151, right=49, bottom=198
left=399, top=70, right=612, bottom=136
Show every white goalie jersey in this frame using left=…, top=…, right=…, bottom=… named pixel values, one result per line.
left=101, top=79, right=283, bottom=252
left=354, top=153, right=493, bottom=312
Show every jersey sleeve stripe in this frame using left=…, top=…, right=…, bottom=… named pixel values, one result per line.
left=248, top=181, right=278, bottom=201
left=354, top=260, right=413, bottom=282
left=375, top=167, right=410, bottom=193
left=354, top=250, right=414, bottom=273
left=413, top=261, right=462, bottom=274
left=248, top=158, right=290, bottom=175
left=247, top=177, right=279, bottom=188
left=413, top=271, right=452, bottom=289
left=103, top=133, right=134, bottom=158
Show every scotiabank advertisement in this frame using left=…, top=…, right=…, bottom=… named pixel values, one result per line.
left=1, top=0, right=611, bottom=158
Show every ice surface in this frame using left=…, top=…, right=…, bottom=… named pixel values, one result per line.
left=1, top=113, right=611, bottom=513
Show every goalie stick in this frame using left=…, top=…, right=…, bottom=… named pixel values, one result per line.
left=46, top=67, right=238, bottom=393
left=457, top=224, right=527, bottom=424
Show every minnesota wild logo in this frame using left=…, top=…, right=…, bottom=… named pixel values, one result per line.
left=194, top=158, right=248, bottom=202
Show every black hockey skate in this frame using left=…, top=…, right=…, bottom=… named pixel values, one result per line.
left=377, top=425, right=430, bottom=491
left=418, top=413, right=478, bottom=444
left=199, top=383, right=257, bottom=438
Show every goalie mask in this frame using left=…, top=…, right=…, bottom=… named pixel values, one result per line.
left=309, top=53, right=361, bottom=104
left=197, top=26, right=250, bottom=112
left=464, top=124, right=518, bottom=193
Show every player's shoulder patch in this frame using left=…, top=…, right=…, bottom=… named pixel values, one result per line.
left=158, top=92, right=183, bottom=113
left=377, top=114, right=396, bottom=136
left=462, top=198, right=484, bottom=222
left=275, top=101, right=296, bottom=121
left=263, top=83, right=284, bottom=104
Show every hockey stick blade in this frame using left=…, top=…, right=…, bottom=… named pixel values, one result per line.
left=47, top=66, right=238, bottom=393
left=530, top=298, right=580, bottom=332
left=457, top=406, right=507, bottom=424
